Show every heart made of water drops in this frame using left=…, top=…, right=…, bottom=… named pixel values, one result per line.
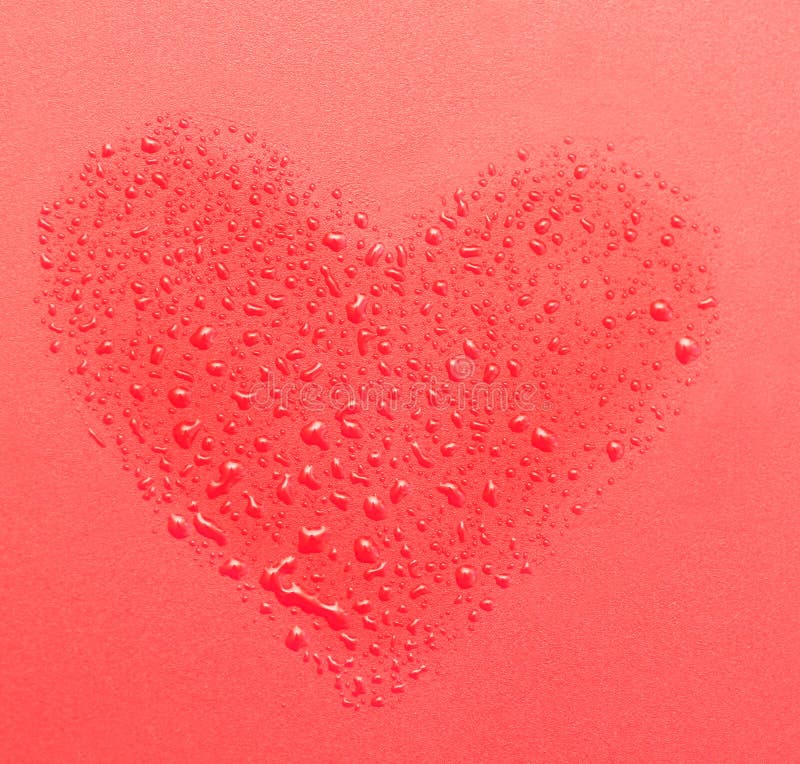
left=36, top=116, right=719, bottom=708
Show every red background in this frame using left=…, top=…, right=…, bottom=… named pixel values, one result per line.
left=1, top=1, right=799, bottom=760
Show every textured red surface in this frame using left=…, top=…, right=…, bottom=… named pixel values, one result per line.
left=1, top=1, right=799, bottom=760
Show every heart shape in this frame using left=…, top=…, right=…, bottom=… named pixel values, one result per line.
left=35, top=115, right=719, bottom=708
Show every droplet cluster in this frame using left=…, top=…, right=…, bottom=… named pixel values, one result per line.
left=35, top=116, right=720, bottom=707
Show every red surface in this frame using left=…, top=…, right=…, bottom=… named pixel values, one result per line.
left=1, top=1, right=799, bottom=760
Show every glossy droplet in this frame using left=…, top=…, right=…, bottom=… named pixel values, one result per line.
left=363, top=496, right=388, bottom=520
left=346, top=294, right=368, bottom=323
left=436, top=482, right=466, bottom=507
left=140, top=136, right=161, bottom=154
left=300, top=420, right=330, bottom=450
left=168, top=386, right=192, bottom=408
left=455, top=565, right=477, bottom=589
left=482, top=480, right=499, bottom=507
left=425, top=226, right=443, bottom=245
left=220, top=558, right=247, bottom=580
left=193, top=512, right=226, bottom=546
left=531, top=426, right=558, bottom=452
left=389, top=479, right=411, bottom=504
left=167, top=514, right=189, bottom=539
left=447, top=356, right=474, bottom=381
left=285, top=626, right=308, bottom=652
left=354, top=536, right=380, bottom=563
left=675, top=337, right=702, bottom=364
left=649, top=300, right=673, bottom=321
left=508, top=414, right=529, bottom=433
left=606, top=440, right=625, bottom=462
left=322, top=232, right=347, bottom=252
left=190, top=325, right=215, bottom=349
left=298, top=526, right=329, bottom=554
left=206, top=460, right=243, bottom=499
